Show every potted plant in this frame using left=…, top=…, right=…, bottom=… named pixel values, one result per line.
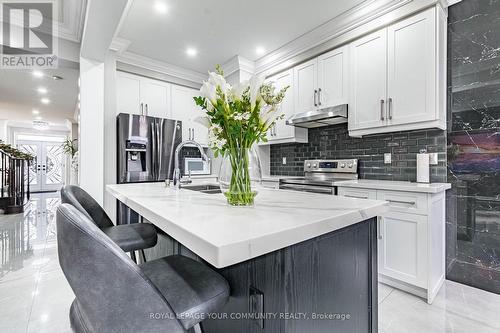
left=194, top=65, right=288, bottom=206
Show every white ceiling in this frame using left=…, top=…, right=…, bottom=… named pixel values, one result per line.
left=0, top=66, right=79, bottom=126
left=118, top=0, right=366, bottom=74
left=0, top=0, right=85, bottom=129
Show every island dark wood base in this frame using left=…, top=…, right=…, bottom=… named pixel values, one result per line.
left=202, top=218, right=378, bottom=333
left=145, top=218, right=378, bottom=333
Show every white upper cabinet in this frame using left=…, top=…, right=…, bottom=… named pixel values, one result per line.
left=261, top=69, right=308, bottom=144
left=117, top=71, right=170, bottom=118
left=348, top=6, right=446, bottom=137
left=387, top=8, right=436, bottom=126
left=117, top=71, right=209, bottom=145
left=349, top=30, right=387, bottom=131
left=170, top=85, right=208, bottom=146
left=317, top=46, right=349, bottom=108
left=140, top=78, right=171, bottom=118
left=293, top=59, right=318, bottom=114
left=293, top=46, right=349, bottom=114
left=117, top=72, right=142, bottom=115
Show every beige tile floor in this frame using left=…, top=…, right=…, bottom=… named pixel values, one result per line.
left=1, top=193, right=499, bottom=333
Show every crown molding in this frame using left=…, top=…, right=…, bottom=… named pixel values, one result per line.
left=221, top=55, right=256, bottom=77
left=110, top=37, right=131, bottom=55
left=58, top=0, right=87, bottom=43
left=117, top=51, right=206, bottom=84
left=446, top=0, right=462, bottom=6
left=255, top=0, right=412, bottom=74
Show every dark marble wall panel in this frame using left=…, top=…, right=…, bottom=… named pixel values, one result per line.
left=446, top=0, right=500, bottom=294
left=270, top=125, right=447, bottom=183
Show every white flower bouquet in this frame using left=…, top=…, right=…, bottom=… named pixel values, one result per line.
left=194, top=65, right=289, bottom=205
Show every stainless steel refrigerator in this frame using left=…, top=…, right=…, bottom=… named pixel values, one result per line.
left=117, top=113, right=182, bottom=224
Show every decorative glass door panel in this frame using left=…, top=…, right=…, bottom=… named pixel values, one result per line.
left=17, top=141, right=65, bottom=192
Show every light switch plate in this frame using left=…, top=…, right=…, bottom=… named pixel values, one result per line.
left=384, top=153, right=392, bottom=164
left=429, top=153, right=438, bottom=165
left=282, top=157, right=287, bottom=165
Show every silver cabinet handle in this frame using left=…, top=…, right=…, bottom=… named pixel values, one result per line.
left=313, top=90, right=318, bottom=107
left=377, top=217, right=383, bottom=239
left=344, top=194, right=368, bottom=199
left=387, top=199, right=416, bottom=205
left=188, top=128, right=191, bottom=140
left=318, top=88, right=322, bottom=106
left=273, top=125, right=276, bottom=136
left=388, top=97, right=393, bottom=120
left=140, top=103, right=144, bottom=115
left=192, top=128, right=195, bottom=140
left=380, top=99, right=385, bottom=121
left=145, top=104, right=148, bottom=116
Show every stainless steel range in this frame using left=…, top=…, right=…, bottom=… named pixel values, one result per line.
left=279, top=159, right=358, bottom=195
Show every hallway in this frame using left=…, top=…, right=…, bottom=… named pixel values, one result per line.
left=0, top=192, right=73, bottom=333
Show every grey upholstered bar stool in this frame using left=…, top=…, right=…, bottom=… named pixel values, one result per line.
left=60, top=185, right=157, bottom=262
left=57, top=204, right=230, bottom=333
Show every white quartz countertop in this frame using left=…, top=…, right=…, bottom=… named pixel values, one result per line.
left=334, top=179, right=451, bottom=193
left=261, top=175, right=296, bottom=182
left=107, top=182, right=388, bottom=268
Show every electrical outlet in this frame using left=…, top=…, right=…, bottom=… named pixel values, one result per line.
left=249, top=287, right=264, bottom=329
left=282, top=157, right=287, bottom=165
left=384, top=153, right=392, bottom=164
left=429, top=153, right=438, bottom=165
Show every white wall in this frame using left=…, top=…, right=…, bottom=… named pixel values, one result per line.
left=0, top=120, right=8, bottom=143
left=79, top=57, right=105, bottom=205
left=103, top=52, right=118, bottom=222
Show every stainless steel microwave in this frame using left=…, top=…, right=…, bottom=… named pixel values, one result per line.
left=184, top=157, right=211, bottom=175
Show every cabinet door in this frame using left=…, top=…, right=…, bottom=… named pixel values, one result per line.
left=293, top=58, right=318, bottom=114
left=267, top=69, right=294, bottom=141
left=141, top=79, right=171, bottom=119
left=378, top=211, right=427, bottom=288
left=318, top=46, right=349, bottom=108
left=117, top=72, right=142, bottom=115
left=171, top=85, right=208, bottom=145
left=349, top=29, right=387, bottom=131
left=387, top=7, right=436, bottom=125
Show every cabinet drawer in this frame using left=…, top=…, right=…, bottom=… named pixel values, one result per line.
left=338, top=187, right=377, bottom=200
left=377, top=190, right=427, bottom=215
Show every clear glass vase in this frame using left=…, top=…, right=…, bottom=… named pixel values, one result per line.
left=218, top=147, right=262, bottom=206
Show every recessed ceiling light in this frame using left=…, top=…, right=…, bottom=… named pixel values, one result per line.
left=33, top=70, right=43, bottom=78
left=51, top=75, right=63, bottom=80
left=41, top=98, right=50, bottom=104
left=32, top=109, right=40, bottom=115
left=37, top=87, right=47, bottom=94
left=186, top=47, right=197, bottom=57
left=256, top=46, right=266, bottom=56
left=154, top=1, right=168, bottom=14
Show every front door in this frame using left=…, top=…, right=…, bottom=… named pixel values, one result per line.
left=17, top=141, right=65, bottom=192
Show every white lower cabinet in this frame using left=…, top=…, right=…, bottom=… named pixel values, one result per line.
left=338, top=186, right=446, bottom=304
left=378, top=212, right=427, bottom=288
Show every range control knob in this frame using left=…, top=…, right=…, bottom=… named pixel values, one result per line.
left=348, top=163, right=354, bottom=168
left=307, top=163, right=311, bottom=168
left=340, top=163, right=346, bottom=168
left=313, top=164, right=317, bottom=168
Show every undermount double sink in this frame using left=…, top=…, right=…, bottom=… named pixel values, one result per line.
left=182, top=184, right=222, bottom=194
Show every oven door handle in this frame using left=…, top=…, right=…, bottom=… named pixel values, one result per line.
left=280, top=184, right=334, bottom=195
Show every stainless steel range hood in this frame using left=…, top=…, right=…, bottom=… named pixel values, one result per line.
left=286, top=104, right=348, bottom=128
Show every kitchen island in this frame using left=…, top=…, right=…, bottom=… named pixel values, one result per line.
left=107, top=182, right=388, bottom=333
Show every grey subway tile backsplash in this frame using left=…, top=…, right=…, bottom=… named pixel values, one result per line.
left=270, top=124, right=447, bottom=183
